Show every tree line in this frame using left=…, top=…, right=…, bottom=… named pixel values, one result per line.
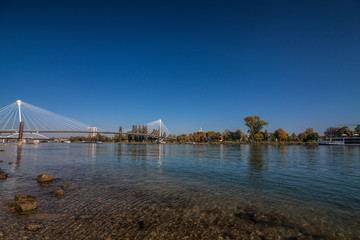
left=69, top=116, right=360, bottom=143
left=176, top=116, right=360, bottom=143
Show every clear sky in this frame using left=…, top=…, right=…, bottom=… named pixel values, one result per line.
left=0, top=0, right=359, bottom=135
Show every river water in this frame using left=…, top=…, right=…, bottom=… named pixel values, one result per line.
left=0, top=143, right=359, bottom=239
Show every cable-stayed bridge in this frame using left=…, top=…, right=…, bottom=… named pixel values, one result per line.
left=0, top=100, right=173, bottom=141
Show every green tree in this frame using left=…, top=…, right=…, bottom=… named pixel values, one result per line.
left=298, top=128, right=319, bottom=142
left=244, top=116, right=269, bottom=140
left=253, top=133, right=264, bottom=141
left=306, top=132, right=319, bottom=142
left=336, top=126, right=354, bottom=137
left=262, top=129, right=268, bottom=141
left=355, top=125, right=360, bottom=135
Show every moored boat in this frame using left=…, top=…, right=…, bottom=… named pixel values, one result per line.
left=319, top=137, right=360, bottom=146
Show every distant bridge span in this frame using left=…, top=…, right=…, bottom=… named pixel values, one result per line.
left=0, top=130, right=175, bottom=140
left=0, top=100, right=174, bottom=141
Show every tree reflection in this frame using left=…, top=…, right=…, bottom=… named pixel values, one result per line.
left=248, top=145, right=265, bottom=176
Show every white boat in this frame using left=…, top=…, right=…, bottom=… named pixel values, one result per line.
left=319, top=137, right=360, bottom=146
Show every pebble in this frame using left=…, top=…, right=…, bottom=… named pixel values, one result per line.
left=54, top=190, right=64, bottom=197
left=24, top=223, right=42, bottom=232
left=8, top=162, right=14, bottom=165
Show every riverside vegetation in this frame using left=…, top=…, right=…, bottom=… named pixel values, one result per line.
left=68, top=116, right=360, bottom=145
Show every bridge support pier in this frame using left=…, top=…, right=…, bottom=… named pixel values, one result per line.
left=18, top=122, right=24, bottom=142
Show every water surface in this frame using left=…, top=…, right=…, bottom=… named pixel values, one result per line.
left=0, top=143, right=359, bottom=239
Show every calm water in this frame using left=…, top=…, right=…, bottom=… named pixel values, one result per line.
left=0, top=143, right=359, bottom=239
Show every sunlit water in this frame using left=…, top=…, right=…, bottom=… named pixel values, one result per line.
left=0, top=143, right=359, bottom=239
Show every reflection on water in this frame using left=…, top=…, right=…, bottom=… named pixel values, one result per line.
left=0, top=143, right=359, bottom=239
left=16, top=144, right=22, bottom=163
left=86, top=143, right=97, bottom=157
left=248, top=145, right=265, bottom=175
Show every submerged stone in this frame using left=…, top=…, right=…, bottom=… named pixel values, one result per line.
left=54, top=190, right=64, bottom=197
left=37, top=173, right=53, bottom=183
left=24, top=223, right=42, bottom=232
left=12, top=195, right=37, bottom=212
left=8, top=162, right=14, bottom=165
left=0, top=173, right=7, bottom=179
left=60, top=185, right=68, bottom=189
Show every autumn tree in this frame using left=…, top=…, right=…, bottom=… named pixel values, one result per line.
left=274, top=128, right=287, bottom=141
left=244, top=116, right=269, bottom=141
left=324, top=127, right=339, bottom=138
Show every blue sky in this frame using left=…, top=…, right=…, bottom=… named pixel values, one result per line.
left=0, top=0, right=359, bottom=135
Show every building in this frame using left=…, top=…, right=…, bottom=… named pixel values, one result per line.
left=87, top=127, right=97, bottom=138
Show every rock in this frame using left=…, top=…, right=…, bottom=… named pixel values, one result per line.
left=0, top=231, right=3, bottom=237
left=54, top=190, right=64, bottom=197
left=0, top=149, right=4, bottom=151
left=0, top=174, right=8, bottom=179
left=8, top=162, right=14, bottom=165
left=12, top=195, right=37, bottom=212
left=60, top=185, right=68, bottom=189
left=37, top=174, right=52, bottom=183
left=0, top=160, right=3, bottom=162
left=24, top=223, right=42, bottom=232
left=15, top=195, right=34, bottom=201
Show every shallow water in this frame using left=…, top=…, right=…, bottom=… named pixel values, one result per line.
left=0, top=143, right=359, bottom=239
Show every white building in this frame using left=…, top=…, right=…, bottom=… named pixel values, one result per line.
left=87, top=127, right=97, bottom=138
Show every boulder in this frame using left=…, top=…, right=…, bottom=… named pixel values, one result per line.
left=54, top=190, right=64, bottom=197
left=0, top=173, right=8, bottom=179
left=37, top=174, right=53, bottom=183
left=12, top=195, right=37, bottom=212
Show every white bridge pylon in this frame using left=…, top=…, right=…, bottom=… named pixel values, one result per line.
left=0, top=100, right=171, bottom=139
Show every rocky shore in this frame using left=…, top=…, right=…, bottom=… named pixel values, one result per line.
left=0, top=182, right=351, bottom=239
